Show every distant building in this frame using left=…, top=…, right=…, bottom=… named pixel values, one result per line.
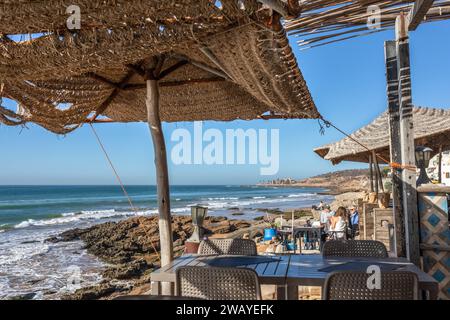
left=428, top=151, right=450, bottom=185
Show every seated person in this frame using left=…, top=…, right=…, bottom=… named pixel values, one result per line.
left=319, top=206, right=334, bottom=245
left=329, top=207, right=348, bottom=240
left=348, top=205, right=360, bottom=239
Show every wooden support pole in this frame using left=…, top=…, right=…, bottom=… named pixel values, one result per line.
left=396, top=14, right=420, bottom=265
left=376, top=161, right=385, bottom=193
left=438, top=145, right=443, bottom=184
left=374, top=152, right=379, bottom=198
left=384, top=40, right=405, bottom=257
left=369, top=154, right=374, bottom=192
left=373, top=151, right=384, bottom=193
left=145, top=73, right=174, bottom=293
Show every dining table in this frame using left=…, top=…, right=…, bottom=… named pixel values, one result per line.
left=151, top=254, right=291, bottom=299
left=150, top=253, right=439, bottom=300
left=285, top=254, right=439, bottom=300
left=278, top=226, right=323, bottom=252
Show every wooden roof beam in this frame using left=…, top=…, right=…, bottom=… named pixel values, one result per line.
left=122, top=77, right=225, bottom=90
left=126, top=64, right=146, bottom=78
left=90, top=69, right=136, bottom=121
left=158, top=60, right=189, bottom=80
left=408, top=0, right=435, bottom=31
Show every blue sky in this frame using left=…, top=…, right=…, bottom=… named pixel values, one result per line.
left=1, top=20, right=450, bottom=185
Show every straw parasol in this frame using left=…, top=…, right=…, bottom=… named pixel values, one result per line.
left=314, top=107, right=450, bottom=164
left=0, top=1, right=319, bottom=134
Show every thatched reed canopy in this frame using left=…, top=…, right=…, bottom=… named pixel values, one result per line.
left=285, top=0, right=450, bottom=49
left=0, top=0, right=320, bottom=134
left=314, top=107, right=450, bottom=164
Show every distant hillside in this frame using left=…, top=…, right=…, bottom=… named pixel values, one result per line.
left=307, top=169, right=369, bottom=179
left=259, top=169, right=372, bottom=194
left=296, top=169, right=370, bottom=194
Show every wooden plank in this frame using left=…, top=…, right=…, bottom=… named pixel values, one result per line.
left=146, top=75, right=173, bottom=294
left=363, top=203, right=377, bottom=240
left=395, top=14, right=420, bottom=266
left=373, top=208, right=394, bottom=248
left=408, top=0, right=435, bottom=31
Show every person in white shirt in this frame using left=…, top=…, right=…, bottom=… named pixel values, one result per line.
left=319, top=206, right=335, bottom=248
left=329, top=207, right=348, bottom=240
left=319, top=206, right=334, bottom=232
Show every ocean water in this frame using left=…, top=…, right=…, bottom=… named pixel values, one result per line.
left=0, top=185, right=333, bottom=299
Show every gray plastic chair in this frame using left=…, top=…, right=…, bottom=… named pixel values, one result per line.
left=197, top=238, right=257, bottom=256
left=322, top=240, right=388, bottom=258
left=323, top=271, right=419, bottom=300
left=176, top=266, right=261, bottom=300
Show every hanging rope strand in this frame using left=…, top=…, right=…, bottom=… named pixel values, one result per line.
left=88, top=123, right=161, bottom=263
left=89, top=123, right=135, bottom=210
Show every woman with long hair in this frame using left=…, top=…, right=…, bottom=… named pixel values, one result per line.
left=329, top=206, right=348, bottom=240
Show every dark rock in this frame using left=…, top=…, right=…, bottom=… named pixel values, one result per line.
left=9, top=292, right=36, bottom=300
left=102, top=259, right=151, bottom=280
left=61, top=283, right=127, bottom=300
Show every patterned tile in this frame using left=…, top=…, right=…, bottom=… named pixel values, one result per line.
left=419, top=192, right=449, bottom=300
left=433, top=269, right=446, bottom=282
left=427, top=213, right=440, bottom=227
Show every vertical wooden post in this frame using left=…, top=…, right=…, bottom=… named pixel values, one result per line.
left=374, top=152, right=379, bottom=198
left=377, top=163, right=385, bottom=193
left=369, top=154, right=374, bottom=192
left=438, top=145, right=443, bottom=184
left=146, top=72, right=174, bottom=293
left=384, top=40, right=405, bottom=257
left=396, top=13, right=420, bottom=265
left=372, top=152, right=385, bottom=193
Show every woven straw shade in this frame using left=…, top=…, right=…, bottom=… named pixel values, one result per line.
left=0, top=1, right=320, bottom=134
left=315, top=107, right=450, bottom=164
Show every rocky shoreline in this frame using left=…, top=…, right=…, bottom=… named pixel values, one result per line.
left=46, top=215, right=262, bottom=300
